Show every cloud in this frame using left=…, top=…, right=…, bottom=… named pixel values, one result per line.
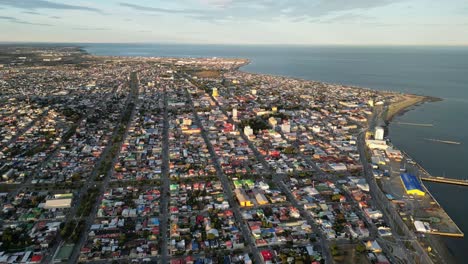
left=198, top=0, right=234, bottom=8
left=72, top=27, right=110, bottom=31
left=0, top=0, right=102, bottom=13
left=119, top=2, right=199, bottom=14
left=49, top=16, right=61, bottom=19
left=23, top=11, right=41, bottom=15
left=0, top=15, right=52, bottom=26
left=316, top=13, right=376, bottom=24
left=196, top=0, right=406, bottom=22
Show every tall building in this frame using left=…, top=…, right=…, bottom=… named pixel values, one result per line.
left=212, top=88, right=219, bottom=97
left=375, top=126, right=385, bottom=140
left=232, top=108, right=238, bottom=121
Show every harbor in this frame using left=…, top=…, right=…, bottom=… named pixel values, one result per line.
left=362, top=96, right=465, bottom=263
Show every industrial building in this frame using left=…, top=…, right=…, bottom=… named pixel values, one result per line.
left=400, top=173, right=425, bottom=196
left=234, top=188, right=253, bottom=207
left=44, top=198, right=72, bottom=209
left=254, top=191, right=269, bottom=205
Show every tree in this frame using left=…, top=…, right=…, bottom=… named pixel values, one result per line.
left=330, top=243, right=339, bottom=256
left=355, top=243, right=366, bottom=254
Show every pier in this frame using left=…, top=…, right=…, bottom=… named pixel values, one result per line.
left=424, top=138, right=461, bottom=145
left=420, top=176, right=468, bottom=186
left=397, top=122, right=433, bottom=127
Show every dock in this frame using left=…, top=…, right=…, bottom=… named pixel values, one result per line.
left=420, top=176, right=468, bottom=186
left=396, top=150, right=465, bottom=238
left=424, top=138, right=461, bottom=145
left=397, top=122, right=433, bottom=127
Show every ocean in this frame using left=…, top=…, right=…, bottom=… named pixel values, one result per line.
left=82, top=43, right=468, bottom=262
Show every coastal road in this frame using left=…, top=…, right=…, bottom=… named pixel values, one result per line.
left=357, top=106, right=434, bottom=264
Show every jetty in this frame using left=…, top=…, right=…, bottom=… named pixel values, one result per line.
left=424, top=138, right=461, bottom=145
left=421, top=176, right=468, bottom=186
left=397, top=122, right=433, bottom=127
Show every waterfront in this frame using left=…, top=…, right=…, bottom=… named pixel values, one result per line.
left=82, top=43, right=468, bottom=262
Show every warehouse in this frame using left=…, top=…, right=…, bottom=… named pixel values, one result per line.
left=44, top=198, right=72, bottom=209
left=400, top=173, right=425, bottom=196
left=234, top=188, right=253, bottom=207
left=254, top=191, right=269, bottom=205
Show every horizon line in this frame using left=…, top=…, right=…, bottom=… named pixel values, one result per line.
left=1, top=41, right=468, bottom=48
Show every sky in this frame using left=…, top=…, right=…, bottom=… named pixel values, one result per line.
left=0, top=0, right=468, bottom=45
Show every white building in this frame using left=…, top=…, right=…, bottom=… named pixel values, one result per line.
left=312, top=125, right=321, bottom=133
left=232, top=108, right=238, bottom=121
left=244, top=125, right=254, bottom=137
left=281, top=122, right=291, bottom=133
left=375, top=126, right=384, bottom=140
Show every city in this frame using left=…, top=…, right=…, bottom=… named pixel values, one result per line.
left=0, top=46, right=463, bottom=264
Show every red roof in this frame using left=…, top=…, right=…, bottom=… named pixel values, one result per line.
left=261, top=250, right=273, bottom=261
left=31, top=255, right=43, bottom=262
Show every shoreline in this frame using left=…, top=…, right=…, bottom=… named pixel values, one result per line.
left=384, top=96, right=462, bottom=264
left=384, top=93, right=442, bottom=123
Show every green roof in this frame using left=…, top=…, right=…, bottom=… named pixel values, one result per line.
left=54, top=244, right=74, bottom=261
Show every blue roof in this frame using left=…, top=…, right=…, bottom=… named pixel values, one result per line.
left=400, top=173, right=423, bottom=191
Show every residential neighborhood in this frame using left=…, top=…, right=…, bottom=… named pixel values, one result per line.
left=0, top=46, right=444, bottom=264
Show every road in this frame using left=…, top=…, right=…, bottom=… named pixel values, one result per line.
left=66, top=72, right=139, bottom=264
left=159, top=83, right=170, bottom=264
left=183, top=74, right=333, bottom=264
left=357, top=105, right=433, bottom=264
left=0, top=108, right=49, bottom=149
left=182, top=82, right=263, bottom=264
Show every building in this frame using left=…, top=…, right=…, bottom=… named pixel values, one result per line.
left=366, top=139, right=388, bottom=150
left=375, top=126, right=384, bottom=140
left=212, top=88, right=219, bottom=97
left=244, top=126, right=254, bottom=137
left=44, top=198, right=72, bottom=209
left=182, top=118, right=192, bottom=126
left=281, top=122, right=291, bottom=133
left=268, top=117, right=277, bottom=127
left=254, top=191, right=269, bottom=205
left=234, top=188, right=253, bottom=207
left=400, top=173, right=425, bottom=196
left=232, top=108, right=238, bottom=120
left=251, top=89, right=257, bottom=95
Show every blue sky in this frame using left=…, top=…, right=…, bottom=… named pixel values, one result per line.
left=0, top=0, right=467, bottom=45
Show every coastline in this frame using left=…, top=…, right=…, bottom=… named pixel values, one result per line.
left=384, top=93, right=442, bottom=123
left=384, top=96, right=461, bottom=264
